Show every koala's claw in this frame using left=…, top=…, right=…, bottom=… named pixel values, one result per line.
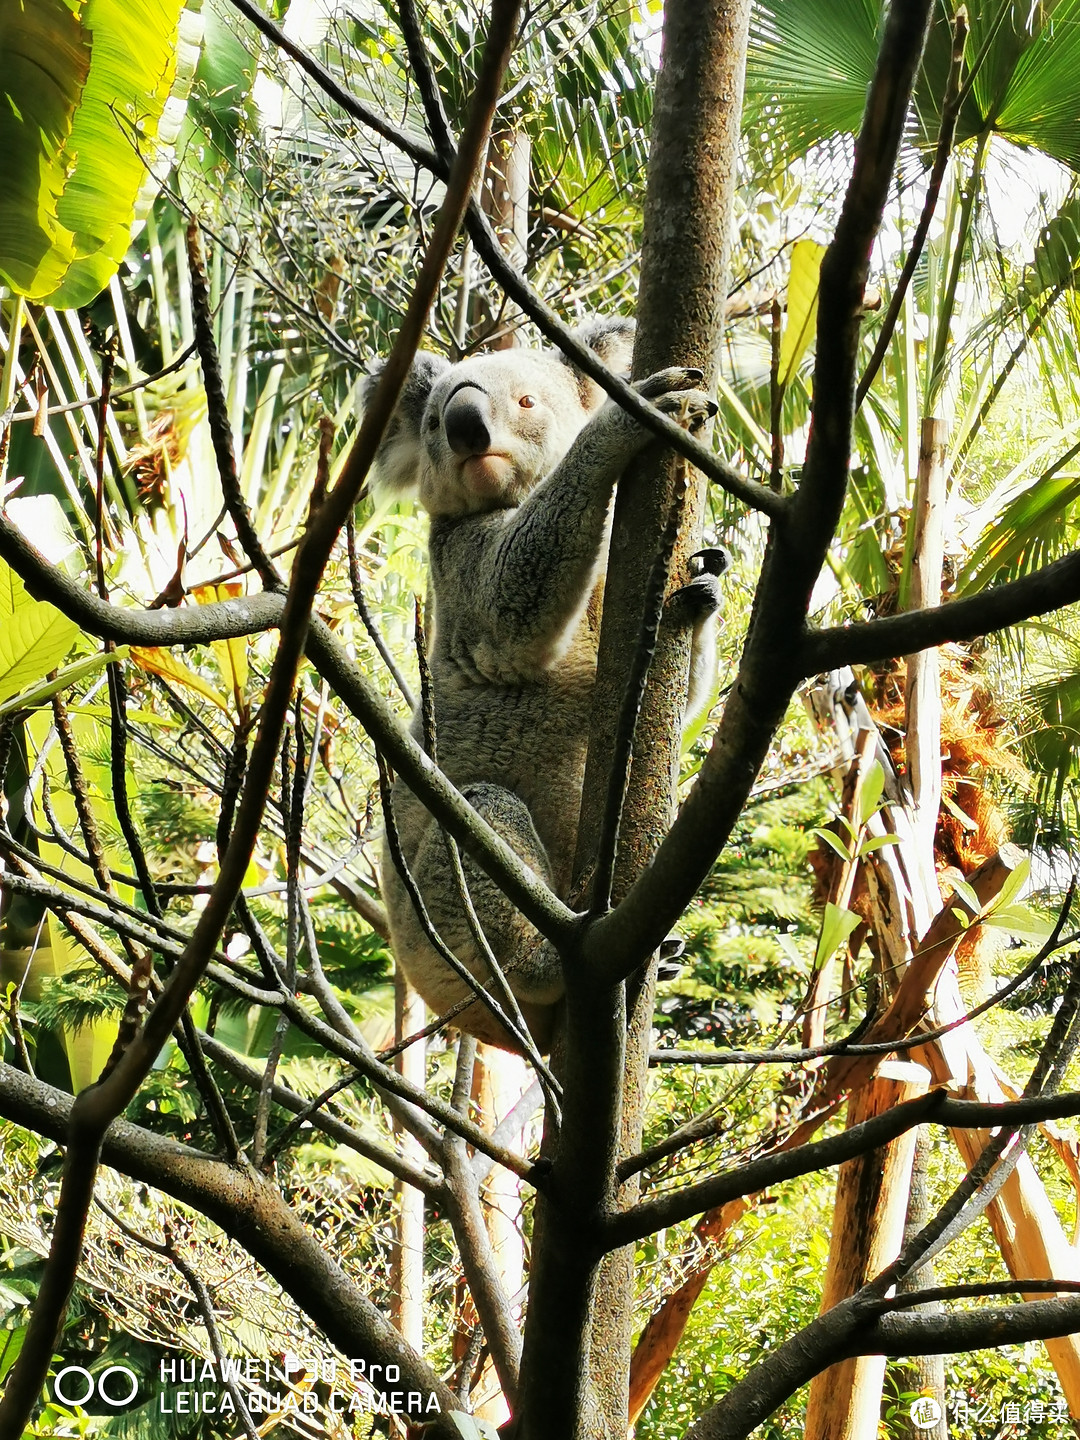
left=657, top=935, right=687, bottom=982
left=652, top=389, right=717, bottom=433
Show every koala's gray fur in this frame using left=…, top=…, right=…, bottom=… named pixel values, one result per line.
left=367, top=318, right=721, bottom=1052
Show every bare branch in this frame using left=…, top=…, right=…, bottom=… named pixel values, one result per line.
left=187, top=221, right=283, bottom=591
left=346, top=509, right=416, bottom=710
left=440, top=1043, right=523, bottom=1408
left=605, top=1085, right=1080, bottom=1250
left=0, top=1062, right=463, bottom=1432
left=0, top=7, right=521, bottom=1425
left=591, top=485, right=684, bottom=917
left=803, top=547, right=1080, bottom=673
left=198, top=1034, right=443, bottom=1195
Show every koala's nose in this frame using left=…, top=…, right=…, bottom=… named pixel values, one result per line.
left=443, top=386, right=492, bottom=457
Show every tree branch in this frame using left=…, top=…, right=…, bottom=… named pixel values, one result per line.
left=803, top=546, right=1080, bottom=673
left=0, top=1061, right=462, bottom=1433
left=605, top=1090, right=1080, bottom=1250
left=586, top=0, right=935, bottom=983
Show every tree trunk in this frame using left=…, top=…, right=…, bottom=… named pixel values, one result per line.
left=481, top=128, right=530, bottom=348
left=391, top=974, right=426, bottom=1353
left=578, top=3, right=752, bottom=1433
left=804, top=1062, right=930, bottom=1440
left=892, top=1130, right=948, bottom=1440
left=468, top=1044, right=528, bottom=1423
left=515, top=7, right=752, bottom=1437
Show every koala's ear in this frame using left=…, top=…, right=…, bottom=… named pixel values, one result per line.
left=362, top=351, right=450, bottom=499
left=557, top=315, right=635, bottom=411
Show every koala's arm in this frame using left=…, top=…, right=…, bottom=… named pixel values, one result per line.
left=435, top=371, right=715, bottom=678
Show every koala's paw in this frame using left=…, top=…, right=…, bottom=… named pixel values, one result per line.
left=657, top=934, right=687, bottom=983
left=635, top=366, right=704, bottom=400
left=635, top=368, right=716, bottom=427
left=667, top=548, right=731, bottom=624
left=655, top=389, right=718, bottom=433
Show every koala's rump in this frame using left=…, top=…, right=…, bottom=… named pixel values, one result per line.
left=397, top=664, right=591, bottom=893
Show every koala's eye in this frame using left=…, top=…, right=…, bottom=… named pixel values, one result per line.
left=426, top=413, right=439, bottom=430
left=518, top=394, right=537, bottom=409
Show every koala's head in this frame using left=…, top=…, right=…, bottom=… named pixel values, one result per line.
left=366, top=316, right=634, bottom=517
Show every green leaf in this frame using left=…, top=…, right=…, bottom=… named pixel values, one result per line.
left=995, top=0, right=1080, bottom=171
left=0, top=559, right=79, bottom=706
left=991, top=856, right=1031, bottom=915
left=778, top=239, right=826, bottom=387
left=857, top=759, right=885, bottom=827
left=745, top=0, right=1080, bottom=169
left=981, top=904, right=1053, bottom=941
left=858, top=833, right=900, bottom=855
left=957, top=473, right=1080, bottom=594
left=811, top=827, right=853, bottom=862
left=0, top=646, right=127, bottom=717
left=0, top=1326, right=26, bottom=1382
left=0, top=0, right=204, bottom=306
left=950, top=879, right=982, bottom=914
left=814, top=902, right=862, bottom=968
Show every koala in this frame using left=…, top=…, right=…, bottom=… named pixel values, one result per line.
left=367, top=317, right=726, bottom=1053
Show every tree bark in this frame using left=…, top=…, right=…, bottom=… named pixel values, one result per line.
left=893, top=1129, right=948, bottom=1440
left=516, top=7, right=752, bottom=1436
left=577, top=2, right=751, bottom=1433
left=391, top=974, right=427, bottom=1354
left=482, top=128, right=530, bottom=348
left=804, top=1062, right=930, bottom=1440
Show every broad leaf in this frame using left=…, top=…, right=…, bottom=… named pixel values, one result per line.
left=958, top=473, right=1080, bottom=593
left=0, top=560, right=79, bottom=705
left=857, top=759, right=885, bottom=826
left=778, top=239, right=826, bottom=387
left=746, top=0, right=1080, bottom=171
left=981, top=903, right=1053, bottom=940
left=0, top=648, right=126, bottom=718
left=0, top=0, right=204, bottom=305
left=813, top=901, right=862, bottom=968
left=129, top=645, right=230, bottom=712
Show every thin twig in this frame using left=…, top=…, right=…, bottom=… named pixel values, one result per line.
left=346, top=511, right=416, bottom=710
left=648, top=888, right=1078, bottom=1071
left=186, top=221, right=283, bottom=592
left=94, top=1200, right=262, bottom=1440
left=592, top=483, right=686, bottom=915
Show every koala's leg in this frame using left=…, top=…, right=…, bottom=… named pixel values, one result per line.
left=385, top=783, right=563, bottom=1053
left=666, top=547, right=729, bottom=726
